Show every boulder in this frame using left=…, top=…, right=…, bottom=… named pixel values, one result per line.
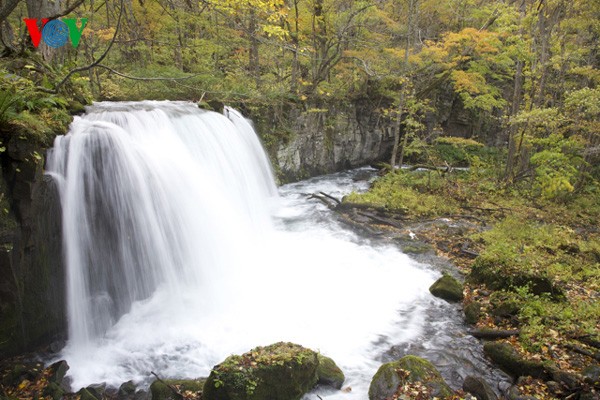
left=469, top=259, right=564, bottom=300
left=429, top=274, right=464, bottom=302
left=48, top=360, right=69, bottom=384
left=150, top=378, right=206, bottom=400
left=316, top=354, right=345, bottom=389
left=483, top=342, right=548, bottom=379
left=368, top=355, right=453, bottom=400
left=203, top=342, right=319, bottom=400
left=462, top=375, right=498, bottom=400
left=582, top=365, right=600, bottom=385
left=464, top=301, right=481, bottom=324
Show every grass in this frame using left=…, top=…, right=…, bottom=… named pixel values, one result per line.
left=344, top=150, right=600, bottom=373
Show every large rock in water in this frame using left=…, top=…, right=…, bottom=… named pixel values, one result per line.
left=368, top=355, right=453, bottom=400
left=429, top=274, right=464, bottom=302
left=316, top=354, right=345, bottom=389
left=203, top=342, right=319, bottom=400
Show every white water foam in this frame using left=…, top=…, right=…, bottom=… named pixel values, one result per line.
left=47, top=101, right=437, bottom=398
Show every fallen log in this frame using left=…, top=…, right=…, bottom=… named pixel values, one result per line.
left=469, top=329, right=520, bottom=339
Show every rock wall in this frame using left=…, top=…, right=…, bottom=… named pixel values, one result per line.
left=251, top=99, right=395, bottom=183
left=0, top=135, right=65, bottom=358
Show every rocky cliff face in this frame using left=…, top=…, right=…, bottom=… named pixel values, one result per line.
left=0, top=135, right=65, bottom=357
left=254, top=100, right=395, bottom=182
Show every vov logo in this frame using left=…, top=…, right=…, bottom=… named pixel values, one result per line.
left=23, top=18, right=88, bottom=48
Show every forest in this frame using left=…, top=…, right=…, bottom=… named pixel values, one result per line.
left=0, top=0, right=599, bottom=399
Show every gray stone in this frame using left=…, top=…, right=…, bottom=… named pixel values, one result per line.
left=462, top=375, right=498, bottom=400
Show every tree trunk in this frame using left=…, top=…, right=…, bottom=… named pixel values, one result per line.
left=390, top=0, right=416, bottom=167
left=504, top=0, right=526, bottom=181
left=26, top=0, right=64, bottom=61
left=248, top=8, right=260, bottom=88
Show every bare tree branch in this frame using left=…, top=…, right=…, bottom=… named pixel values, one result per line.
left=0, top=0, right=21, bottom=25
left=51, top=0, right=124, bottom=93
left=96, top=63, right=201, bottom=81
left=47, top=0, right=86, bottom=20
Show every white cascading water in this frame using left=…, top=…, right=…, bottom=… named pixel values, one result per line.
left=47, top=101, right=438, bottom=399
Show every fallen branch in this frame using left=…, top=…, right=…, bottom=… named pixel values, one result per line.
left=318, top=191, right=341, bottom=205
left=408, top=164, right=453, bottom=173
left=469, top=329, right=520, bottom=339
left=356, top=210, right=405, bottom=229
left=151, top=371, right=184, bottom=399
left=563, top=344, right=600, bottom=362
left=460, top=242, right=480, bottom=258
left=308, top=193, right=337, bottom=210
left=96, top=64, right=201, bottom=82
left=570, top=335, right=600, bottom=349
left=47, top=0, right=125, bottom=93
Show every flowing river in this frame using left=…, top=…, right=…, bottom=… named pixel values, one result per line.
left=47, top=101, right=508, bottom=399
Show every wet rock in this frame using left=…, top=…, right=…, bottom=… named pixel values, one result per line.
left=42, top=382, right=65, bottom=400
left=78, top=387, right=101, bottom=400
left=400, top=241, right=435, bottom=255
left=368, top=355, right=453, bottom=400
left=464, top=301, right=481, bottom=324
left=118, top=380, right=137, bottom=398
left=150, top=378, right=206, bottom=400
left=582, top=364, right=600, bottom=385
left=462, top=375, right=498, bottom=400
left=549, top=369, right=581, bottom=390
left=49, top=340, right=66, bottom=354
left=429, top=274, right=464, bottom=302
left=48, top=360, right=69, bottom=384
left=203, top=342, right=319, bottom=400
left=483, top=342, right=548, bottom=379
left=316, top=354, right=345, bottom=389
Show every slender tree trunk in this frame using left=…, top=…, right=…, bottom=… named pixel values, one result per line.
left=390, top=0, right=416, bottom=167
left=505, top=0, right=526, bottom=181
left=290, top=0, right=300, bottom=93
left=248, top=7, right=260, bottom=88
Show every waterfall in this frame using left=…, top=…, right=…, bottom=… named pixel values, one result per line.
left=48, top=101, right=278, bottom=345
left=48, top=101, right=438, bottom=398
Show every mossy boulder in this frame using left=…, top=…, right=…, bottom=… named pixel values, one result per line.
left=464, top=301, right=482, bottom=324
left=368, top=355, right=453, bottom=400
left=429, top=274, right=464, bottom=302
left=316, top=354, right=345, bottom=389
left=203, top=342, right=319, bottom=400
left=150, top=378, right=206, bottom=400
left=483, top=342, right=549, bottom=379
left=469, top=258, right=564, bottom=300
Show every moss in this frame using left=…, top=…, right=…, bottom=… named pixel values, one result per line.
left=483, top=342, right=549, bottom=379
left=204, top=342, right=319, bottom=400
left=464, top=301, right=481, bottom=324
left=316, top=354, right=345, bottom=389
left=429, top=274, right=464, bottom=302
left=368, top=355, right=453, bottom=400
left=344, top=171, right=459, bottom=217
left=150, top=378, right=206, bottom=400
